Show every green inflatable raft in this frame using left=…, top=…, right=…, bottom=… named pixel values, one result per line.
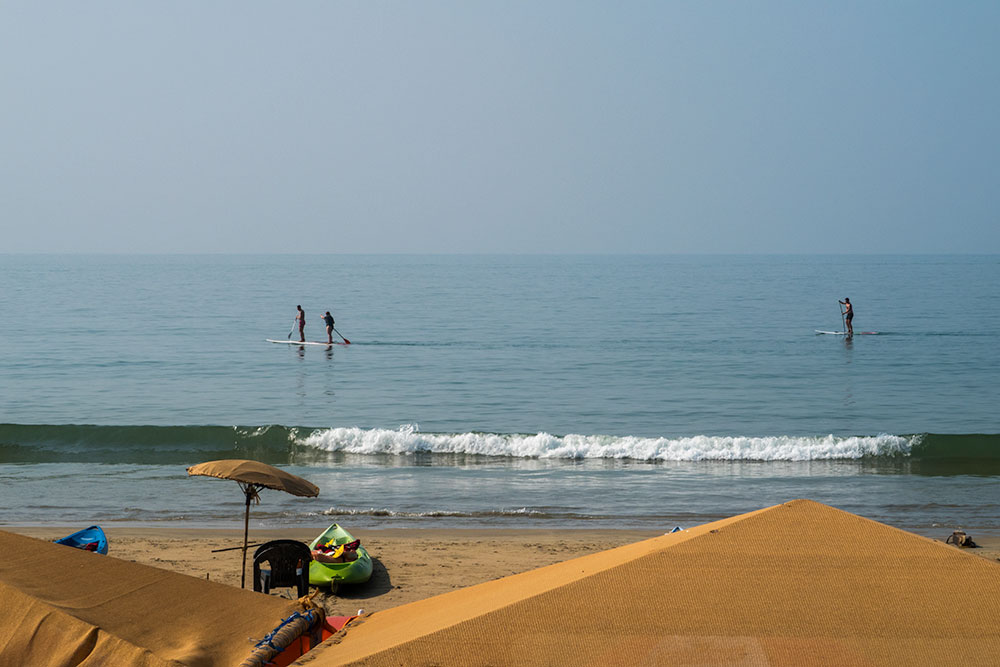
left=308, top=523, right=373, bottom=588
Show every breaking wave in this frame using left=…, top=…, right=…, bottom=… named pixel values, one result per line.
left=1, top=423, right=997, bottom=464
left=299, top=426, right=918, bottom=461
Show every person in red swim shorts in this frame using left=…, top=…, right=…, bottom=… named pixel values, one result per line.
left=295, top=305, right=306, bottom=342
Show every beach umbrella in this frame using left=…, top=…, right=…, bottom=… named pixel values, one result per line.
left=305, top=499, right=1000, bottom=665
left=187, top=459, right=319, bottom=588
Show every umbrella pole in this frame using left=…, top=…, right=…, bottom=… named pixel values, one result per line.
left=242, top=488, right=252, bottom=589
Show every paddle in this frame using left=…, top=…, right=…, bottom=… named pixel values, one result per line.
left=332, top=326, right=351, bottom=345
left=287, top=321, right=295, bottom=340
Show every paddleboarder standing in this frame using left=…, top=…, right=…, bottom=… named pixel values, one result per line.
left=295, top=305, right=306, bottom=342
left=839, top=298, right=853, bottom=336
left=323, top=311, right=335, bottom=344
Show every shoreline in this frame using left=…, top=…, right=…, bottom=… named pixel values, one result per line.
left=6, top=525, right=998, bottom=617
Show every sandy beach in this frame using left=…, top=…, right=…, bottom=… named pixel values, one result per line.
left=8, top=525, right=999, bottom=619
left=7, top=526, right=659, bottom=616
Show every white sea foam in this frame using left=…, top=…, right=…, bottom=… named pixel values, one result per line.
left=297, top=425, right=915, bottom=461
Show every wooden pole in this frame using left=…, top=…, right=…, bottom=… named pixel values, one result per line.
left=211, top=543, right=263, bottom=554
left=242, top=487, right=252, bottom=589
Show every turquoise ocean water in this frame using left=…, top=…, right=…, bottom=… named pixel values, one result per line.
left=1, top=254, right=998, bottom=535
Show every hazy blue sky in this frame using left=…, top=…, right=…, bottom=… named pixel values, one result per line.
left=2, top=2, right=998, bottom=253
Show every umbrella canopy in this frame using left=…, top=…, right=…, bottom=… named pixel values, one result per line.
left=187, top=459, right=319, bottom=588
left=0, top=529, right=296, bottom=666
left=300, top=499, right=1000, bottom=666
left=187, top=459, right=320, bottom=498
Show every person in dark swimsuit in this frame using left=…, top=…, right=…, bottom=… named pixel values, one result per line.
left=323, top=311, right=335, bottom=344
left=296, top=305, right=306, bottom=342
left=839, top=298, right=853, bottom=336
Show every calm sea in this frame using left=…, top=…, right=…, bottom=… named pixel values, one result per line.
left=1, top=254, right=998, bottom=536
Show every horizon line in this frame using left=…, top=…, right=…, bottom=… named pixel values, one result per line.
left=3, top=251, right=998, bottom=257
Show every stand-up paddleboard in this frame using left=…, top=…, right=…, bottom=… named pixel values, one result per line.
left=267, top=339, right=348, bottom=346
left=815, top=330, right=879, bottom=335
